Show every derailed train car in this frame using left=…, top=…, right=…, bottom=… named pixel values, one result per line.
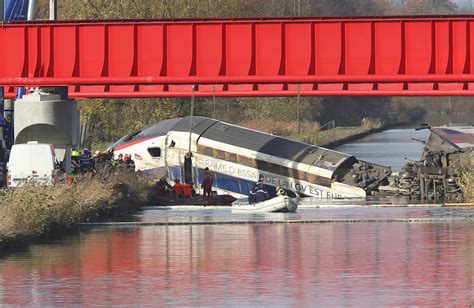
left=393, top=124, right=474, bottom=200
left=110, top=117, right=391, bottom=198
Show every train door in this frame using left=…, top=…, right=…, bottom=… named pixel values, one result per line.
left=165, top=131, right=198, bottom=186
left=164, top=132, right=181, bottom=181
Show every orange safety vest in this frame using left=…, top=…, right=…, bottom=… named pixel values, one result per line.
left=174, top=183, right=184, bottom=196
left=183, top=184, right=192, bottom=197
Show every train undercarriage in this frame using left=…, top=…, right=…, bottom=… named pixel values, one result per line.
left=383, top=124, right=474, bottom=201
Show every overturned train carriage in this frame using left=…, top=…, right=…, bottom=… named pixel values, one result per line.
left=110, top=117, right=391, bottom=198
left=394, top=125, right=474, bottom=200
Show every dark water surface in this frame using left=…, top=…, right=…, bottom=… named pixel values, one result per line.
left=2, top=129, right=474, bottom=306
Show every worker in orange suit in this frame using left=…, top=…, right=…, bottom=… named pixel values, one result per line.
left=173, top=179, right=184, bottom=198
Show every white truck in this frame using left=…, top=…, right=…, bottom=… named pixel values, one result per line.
left=7, top=141, right=60, bottom=188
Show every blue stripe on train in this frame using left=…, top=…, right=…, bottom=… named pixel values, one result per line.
left=195, top=167, right=296, bottom=197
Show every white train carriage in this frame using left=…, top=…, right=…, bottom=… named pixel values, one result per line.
left=110, top=117, right=390, bottom=198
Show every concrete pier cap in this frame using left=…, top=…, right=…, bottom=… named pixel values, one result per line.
left=14, top=87, right=80, bottom=169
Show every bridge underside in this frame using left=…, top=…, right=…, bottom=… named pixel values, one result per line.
left=5, top=84, right=474, bottom=98
left=2, top=16, right=474, bottom=98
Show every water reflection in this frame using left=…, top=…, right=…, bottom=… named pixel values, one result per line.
left=1, top=223, right=474, bottom=306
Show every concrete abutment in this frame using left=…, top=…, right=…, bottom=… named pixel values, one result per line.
left=14, top=88, right=80, bottom=173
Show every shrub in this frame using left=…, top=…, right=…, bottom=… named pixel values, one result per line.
left=0, top=171, right=153, bottom=252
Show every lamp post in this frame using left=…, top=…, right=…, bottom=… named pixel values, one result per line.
left=1, top=0, right=4, bottom=22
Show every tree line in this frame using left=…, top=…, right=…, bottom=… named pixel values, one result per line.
left=32, top=0, right=472, bottom=147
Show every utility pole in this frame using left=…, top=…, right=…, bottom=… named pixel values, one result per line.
left=297, top=84, right=301, bottom=134
left=28, top=0, right=37, bottom=21
left=50, top=0, right=57, bottom=21
left=212, top=85, right=217, bottom=119
left=1, top=0, right=4, bottom=22
left=293, top=0, right=301, bottom=16
left=448, top=96, right=452, bottom=124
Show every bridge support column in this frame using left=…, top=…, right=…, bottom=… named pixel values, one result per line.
left=14, top=87, right=80, bottom=174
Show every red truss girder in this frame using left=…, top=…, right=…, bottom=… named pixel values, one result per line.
left=3, top=16, right=474, bottom=98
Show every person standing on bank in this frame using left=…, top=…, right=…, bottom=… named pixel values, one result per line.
left=201, top=167, right=214, bottom=197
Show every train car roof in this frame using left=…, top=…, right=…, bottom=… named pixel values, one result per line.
left=111, top=116, right=356, bottom=171
left=172, top=117, right=353, bottom=170
left=431, top=125, right=474, bottom=150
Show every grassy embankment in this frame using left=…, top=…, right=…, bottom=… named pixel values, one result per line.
left=458, top=170, right=474, bottom=203
left=0, top=171, right=154, bottom=253
left=240, top=118, right=382, bottom=147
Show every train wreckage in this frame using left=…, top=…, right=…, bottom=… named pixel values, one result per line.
left=387, top=124, right=474, bottom=200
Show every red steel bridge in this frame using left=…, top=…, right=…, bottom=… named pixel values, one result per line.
left=2, top=16, right=474, bottom=98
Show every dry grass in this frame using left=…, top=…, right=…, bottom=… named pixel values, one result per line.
left=0, top=171, right=153, bottom=252
left=238, top=119, right=321, bottom=136
left=238, top=118, right=383, bottom=147
left=458, top=169, right=474, bottom=202
left=301, top=118, right=383, bottom=146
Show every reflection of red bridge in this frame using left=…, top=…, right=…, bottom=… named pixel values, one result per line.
left=3, top=16, right=474, bottom=98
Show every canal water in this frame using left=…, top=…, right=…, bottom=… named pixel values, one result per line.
left=336, top=128, right=430, bottom=171
left=2, top=129, right=474, bottom=306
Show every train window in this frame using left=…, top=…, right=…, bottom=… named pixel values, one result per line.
left=204, top=147, right=213, bottom=156
left=269, top=163, right=281, bottom=174
left=214, top=149, right=226, bottom=160
left=307, top=173, right=317, bottom=184
left=279, top=166, right=290, bottom=177
left=256, top=160, right=270, bottom=172
left=226, top=152, right=237, bottom=163
left=198, top=145, right=213, bottom=156
left=307, top=173, right=331, bottom=187
left=289, top=169, right=306, bottom=181
left=238, top=155, right=257, bottom=168
left=147, top=147, right=161, bottom=157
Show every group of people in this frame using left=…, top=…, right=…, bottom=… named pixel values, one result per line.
left=155, top=167, right=214, bottom=199
left=155, top=169, right=288, bottom=203
left=155, top=177, right=195, bottom=198
left=249, top=175, right=287, bottom=203
left=71, top=147, right=95, bottom=174
left=70, top=146, right=135, bottom=175
left=109, top=153, right=135, bottom=169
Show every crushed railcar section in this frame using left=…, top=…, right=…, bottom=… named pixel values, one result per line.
left=387, top=125, right=474, bottom=200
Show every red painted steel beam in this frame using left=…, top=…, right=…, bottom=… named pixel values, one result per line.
left=2, top=16, right=474, bottom=97
left=5, top=85, right=474, bottom=98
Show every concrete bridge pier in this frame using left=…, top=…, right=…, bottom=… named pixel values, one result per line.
left=14, top=87, right=80, bottom=173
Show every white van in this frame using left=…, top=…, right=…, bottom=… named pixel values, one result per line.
left=7, top=141, right=59, bottom=188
